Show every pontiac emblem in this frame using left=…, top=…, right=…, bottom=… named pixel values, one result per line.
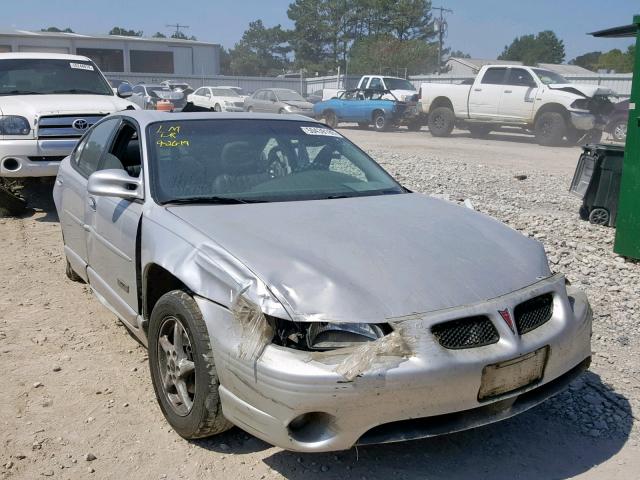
left=498, top=309, right=516, bottom=333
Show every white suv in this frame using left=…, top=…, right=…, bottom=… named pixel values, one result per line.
left=0, top=53, right=135, bottom=179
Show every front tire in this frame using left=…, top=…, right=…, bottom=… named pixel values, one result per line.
left=610, top=120, right=627, bottom=142
left=428, top=107, right=455, bottom=137
left=0, top=179, right=28, bottom=217
left=535, top=112, right=566, bottom=146
left=148, top=290, right=232, bottom=439
left=373, top=111, right=390, bottom=132
left=214, top=104, right=222, bottom=112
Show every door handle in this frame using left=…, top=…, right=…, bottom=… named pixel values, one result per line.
left=504, top=90, right=512, bottom=93
left=474, top=88, right=482, bottom=92
left=88, top=197, right=96, bottom=211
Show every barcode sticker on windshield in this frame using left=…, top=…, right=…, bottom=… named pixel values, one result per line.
left=301, top=126, right=342, bottom=137
left=69, top=62, right=94, bottom=71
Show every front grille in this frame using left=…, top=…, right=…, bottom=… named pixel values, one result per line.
left=234, top=101, right=245, bottom=108
left=514, top=294, right=553, bottom=335
left=432, top=316, right=499, bottom=349
left=37, top=114, right=105, bottom=139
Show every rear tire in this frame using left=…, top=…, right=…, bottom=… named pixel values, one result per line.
left=65, top=259, right=84, bottom=283
left=148, top=290, right=232, bottom=439
left=610, top=120, right=627, bottom=142
left=323, top=111, right=338, bottom=128
left=535, top=112, right=566, bottom=146
left=247, top=106, right=254, bottom=112
left=428, top=107, right=455, bottom=137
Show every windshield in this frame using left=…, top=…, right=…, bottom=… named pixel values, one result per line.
left=148, top=119, right=404, bottom=204
left=383, top=78, right=416, bottom=91
left=0, top=58, right=113, bottom=96
left=275, top=90, right=305, bottom=102
left=532, top=69, right=568, bottom=85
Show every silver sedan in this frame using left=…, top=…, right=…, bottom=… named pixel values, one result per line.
left=53, top=111, right=592, bottom=452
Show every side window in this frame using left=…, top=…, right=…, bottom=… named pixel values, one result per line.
left=132, top=85, right=144, bottom=95
left=193, top=88, right=202, bottom=96
left=255, top=90, right=265, bottom=100
left=204, top=89, right=212, bottom=98
left=268, top=91, right=277, bottom=102
left=359, top=76, right=370, bottom=89
left=73, top=118, right=120, bottom=178
left=481, top=68, right=507, bottom=85
left=369, top=78, right=383, bottom=90
left=507, top=68, right=535, bottom=87
left=101, top=122, right=142, bottom=178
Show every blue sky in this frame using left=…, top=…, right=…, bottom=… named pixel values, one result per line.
left=1, top=0, right=636, bottom=61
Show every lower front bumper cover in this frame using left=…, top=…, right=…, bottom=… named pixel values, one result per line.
left=570, top=111, right=597, bottom=131
left=1, top=139, right=76, bottom=177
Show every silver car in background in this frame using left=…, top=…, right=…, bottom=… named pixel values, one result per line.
left=244, top=88, right=314, bottom=116
left=53, top=111, right=592, bottom=452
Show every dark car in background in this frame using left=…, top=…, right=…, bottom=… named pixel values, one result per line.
left=605, top=99, right=629, bottom=142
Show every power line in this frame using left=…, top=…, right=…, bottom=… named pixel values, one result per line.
left=433, top=6, right=453, bottom=73
left=165, top=23, right=190, bottom=37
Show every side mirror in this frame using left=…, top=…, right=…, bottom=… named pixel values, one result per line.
left=117, top=83, right=133, bottom=98
left=88, top=169, right=143, bottom=200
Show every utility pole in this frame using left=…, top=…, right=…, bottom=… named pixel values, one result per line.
left=432, top=6, right=453, bottom=73
left=166, top=23, right=190, bottom=38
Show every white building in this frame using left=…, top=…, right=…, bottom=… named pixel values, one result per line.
left=0, top=29, right=221, bottom=77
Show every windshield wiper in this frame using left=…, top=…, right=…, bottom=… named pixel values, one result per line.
left=163, top=196, right=268, bottom=205
left=0, top=90, right=43, bottom=96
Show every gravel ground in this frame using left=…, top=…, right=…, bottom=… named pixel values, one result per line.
left=1, top=129, right=639, bottom=479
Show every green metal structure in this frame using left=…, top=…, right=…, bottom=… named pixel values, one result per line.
left=592, top=16, right=640, bottom=259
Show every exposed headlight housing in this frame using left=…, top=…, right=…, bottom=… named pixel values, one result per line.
left=270, top=316, right=390, bottom=351
left=0, top=116, right=30, bottom=135
left=570, top=99, right=590, bottom=111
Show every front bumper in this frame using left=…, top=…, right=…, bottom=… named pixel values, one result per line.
left=223, top=106, right=245, bottom=112
left=196, top=274, right=592, bottom=452
left=0, top=139, right=77, bottom=177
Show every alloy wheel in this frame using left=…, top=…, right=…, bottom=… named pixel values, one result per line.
left=157, top=316, right=196, bottom=416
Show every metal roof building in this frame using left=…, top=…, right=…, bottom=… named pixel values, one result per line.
left=0, top=29, right=221, bottom=77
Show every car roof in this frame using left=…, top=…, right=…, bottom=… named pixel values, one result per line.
left=112, top=111, right=323, bottom=126
left=0, top=52, right=93, bottom=62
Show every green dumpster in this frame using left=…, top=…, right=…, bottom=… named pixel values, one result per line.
left=591, top=16, right=640, bottom=259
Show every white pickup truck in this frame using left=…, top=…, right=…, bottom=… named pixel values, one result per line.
left=0, top=52, right=135, bottom=214
left=419, top=65, right=616, bottom=146
left=356, top=75, right=418, bottom=101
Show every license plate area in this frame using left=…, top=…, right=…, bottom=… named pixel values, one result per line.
left=478, top=346, right=549, bottom=402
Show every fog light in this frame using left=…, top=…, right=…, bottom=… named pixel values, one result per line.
left=2, top=158, right=20, bottom=171
left=287, top=412, right=337, bottom=443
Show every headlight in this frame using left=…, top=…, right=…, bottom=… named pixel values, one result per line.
left=570, top=99, right=590, bottom=110
left=284, top=105, right=297, bottom=111
left=0, top=116, right=31, bottom=135
left=270, top=317, right=390, bottom=351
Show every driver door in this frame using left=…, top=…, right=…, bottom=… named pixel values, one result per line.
left=85, top=120, right=144, bottom=328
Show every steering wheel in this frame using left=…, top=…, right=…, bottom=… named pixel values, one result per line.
left=267, top=146, right=291, bottom=178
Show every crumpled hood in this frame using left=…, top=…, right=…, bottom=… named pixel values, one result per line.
left=547, top=83, right=615, bottom=98
left=169, top=193, right=550, bottom=323
left=0, top=94, right=134, bottom=121
left=284, top=100, right=314, bottom=110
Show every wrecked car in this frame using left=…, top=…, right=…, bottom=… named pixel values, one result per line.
left=314, top=88, right=423, bottom=131
left=419, top=65, right=616, bottom=145
left=53, top=111, right=592, bottom=452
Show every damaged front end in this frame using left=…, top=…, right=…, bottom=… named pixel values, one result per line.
left=567, top=91, right=617, bottom=133
left=231, top=291, right=411, bottom=381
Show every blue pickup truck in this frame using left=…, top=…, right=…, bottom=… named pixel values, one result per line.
left=313, top=89, right=424, bottom=132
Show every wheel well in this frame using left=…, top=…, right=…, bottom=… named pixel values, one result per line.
left=429, top=97, right=454, bottom=113
left=144, top=264, right=188, bottom=325
left=533, top=103, right=569, bottom=126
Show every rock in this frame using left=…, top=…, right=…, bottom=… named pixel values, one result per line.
left=85, top=453, right=97, bottom=461
left=52, top=366, right=61, bottom=372
left=88, top=466, right=95, bottom=473
left=33, top=382, right=43, bottom=388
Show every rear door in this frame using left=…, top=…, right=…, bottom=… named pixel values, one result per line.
left=499, top=68, right=539, bottom=122
left=57, top=118, right=121, bottom=280
left=468, top=67, right=508, bottom=120
left=85, top=120, right=144, bottom=328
